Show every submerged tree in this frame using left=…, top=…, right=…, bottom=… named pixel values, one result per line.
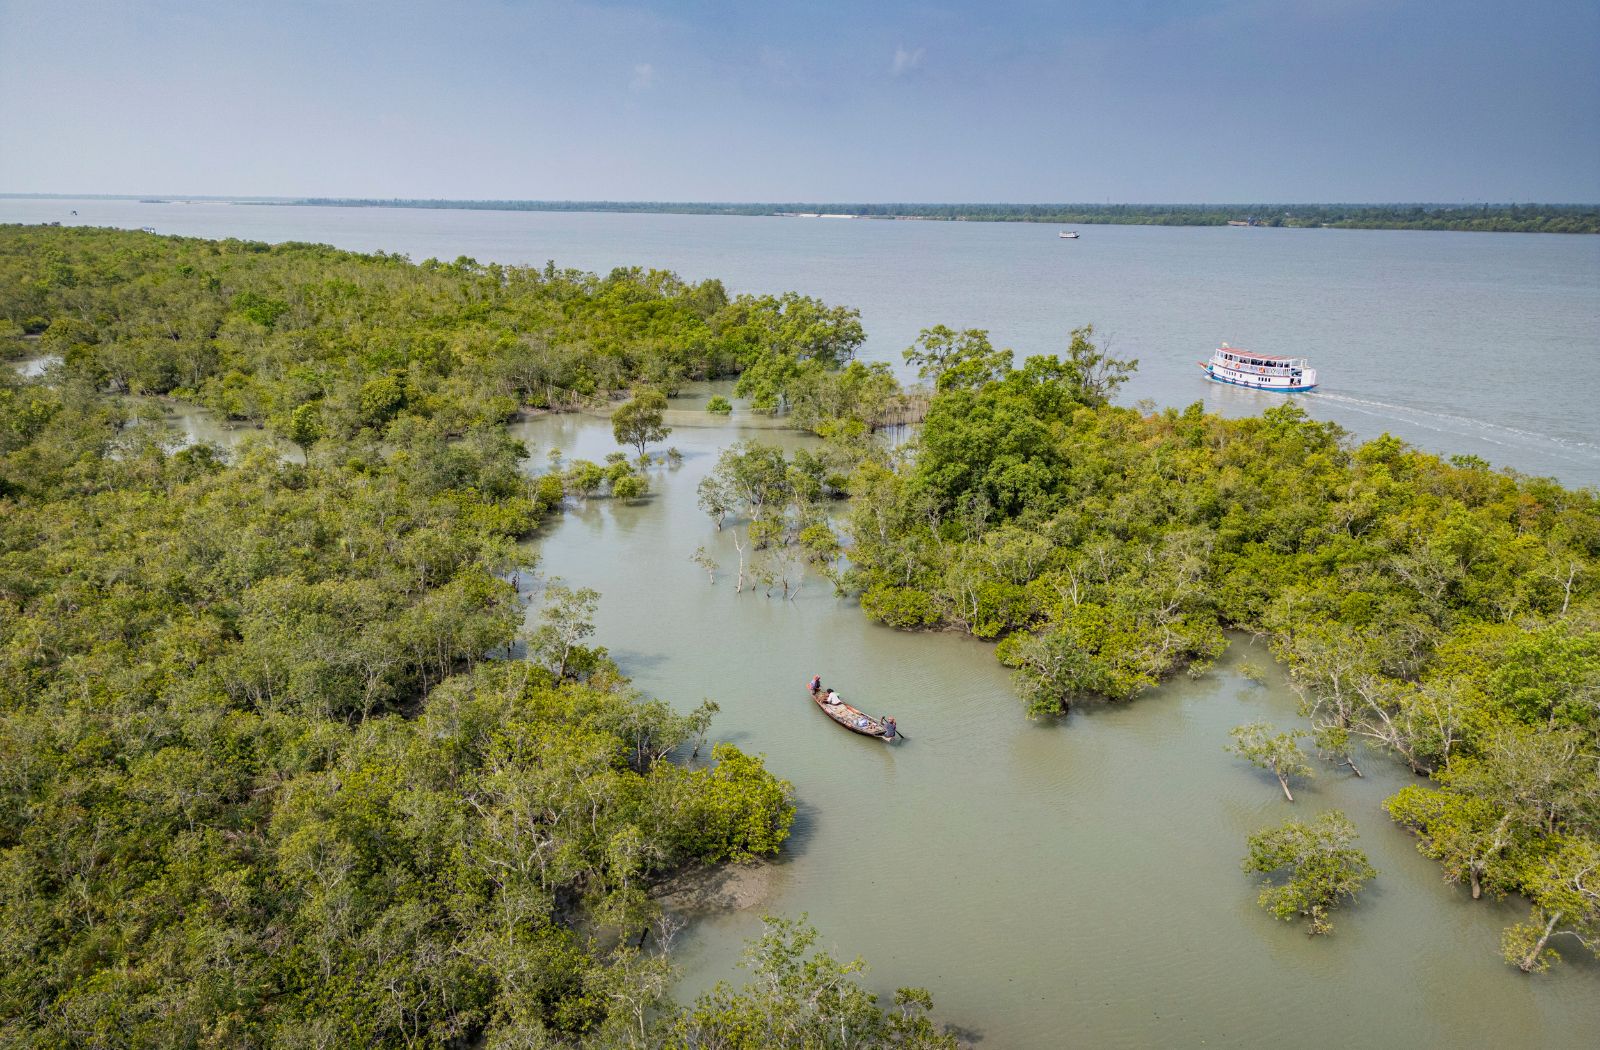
left=691, top=545, right=718, bottom=583
left=663, top=915, right=957, bottom=1049
left=1386, top=785, right=1519, bottom=901
left=696, top=440, right=806, bottom=595
left=1501, top=838, right=1600, bottom=973
left=1000, top=627, right=1108, bottom=716
left=1228, top=722, right=1314, bottom=802
left=284, top=400, right=324, bottom=454
left=1243, top=811, right=1376, bottom=935
left=612, top=388, right=671, bottom=461
left=612, top=472, right=649, bottom=500
left=1313, top=723, right=1364, bottom=778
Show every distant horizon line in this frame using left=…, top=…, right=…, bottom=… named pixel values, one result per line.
left=4, top=193, right=1596, bottom=208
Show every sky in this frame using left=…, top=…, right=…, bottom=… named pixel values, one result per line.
left=1, top=0, right=1596, bottom=202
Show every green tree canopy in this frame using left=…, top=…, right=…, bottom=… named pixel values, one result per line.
left=612, top=388, right=672, bottom=460
left=1243, top=812, right=1377, bottom=935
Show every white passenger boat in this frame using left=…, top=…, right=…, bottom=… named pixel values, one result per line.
left=1199, top=343, right=1317, bottom=392
left=1059, top=230, right=1079, bottom=239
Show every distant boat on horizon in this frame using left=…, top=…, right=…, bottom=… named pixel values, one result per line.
left=1058, top=230, right=1079, bottom=239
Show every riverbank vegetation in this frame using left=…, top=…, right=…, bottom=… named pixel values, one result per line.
left=291, top=199, right=1600, bottom=235
left=0, top=367, right=809, bottom=1045
left=837, top=324, right=1598, bottom=969
left=0, top=225, right=964, bottom=1046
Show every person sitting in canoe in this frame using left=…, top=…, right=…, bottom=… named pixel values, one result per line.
left=883, top=717, right=897, bottom=741
left=825, top=689, right=842, bottom=706
left=808, top=674, right=822, bottom=695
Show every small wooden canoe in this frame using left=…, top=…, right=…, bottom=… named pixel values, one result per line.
left=809, top=691, right=897, bottom=741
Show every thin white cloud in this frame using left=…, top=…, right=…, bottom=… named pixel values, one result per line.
left=630, top=63, right=656, bottom=91
left=891, top=46, right=924, bottom=76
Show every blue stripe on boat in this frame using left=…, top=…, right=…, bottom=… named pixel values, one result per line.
left=1202, top=371, right=1317, bottom=393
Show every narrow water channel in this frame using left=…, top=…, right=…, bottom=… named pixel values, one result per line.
left=509, top=400, right=1598, bottom=1049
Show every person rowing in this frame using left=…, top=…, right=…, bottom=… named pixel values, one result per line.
left=882, top=717, right=898, bottom=742
left=808, top=673, right=822, bottom=695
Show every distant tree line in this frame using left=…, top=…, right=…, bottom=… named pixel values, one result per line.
left=288, top=198, right=1600, bottom=234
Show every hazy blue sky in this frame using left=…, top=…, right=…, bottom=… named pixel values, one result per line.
left=2, top=0, right=1596, bottom=201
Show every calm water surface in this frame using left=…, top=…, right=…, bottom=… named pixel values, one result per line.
left=4, top=197, right=1598, bottom=487
left=508, top=405, right=1598, bottom=1049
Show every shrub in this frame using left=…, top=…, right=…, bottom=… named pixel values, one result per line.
left=861, top=584, right=941, bottom=629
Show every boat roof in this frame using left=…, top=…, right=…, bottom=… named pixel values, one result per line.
left=1217, top=344, right=1296, bottom=362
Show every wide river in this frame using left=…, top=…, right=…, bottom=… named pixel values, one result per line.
left=7, top=201, right=1599, bottom=1045
left=4, top=196, right=1599, bottom=488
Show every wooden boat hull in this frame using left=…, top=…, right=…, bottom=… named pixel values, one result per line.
left=809, top=691, right=896, bottom=741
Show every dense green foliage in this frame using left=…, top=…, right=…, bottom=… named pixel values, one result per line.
left=0, top=226, right=972, bottom=1046
left=0, top=224, right=863, bottom=445
left=0, top=363, right=808, bottom=1045
left=1242, top=812, right=1376, bottom=935
left=845, top=325, right=1600, bottom=967
left=293, top=199, right=1600, bottom=234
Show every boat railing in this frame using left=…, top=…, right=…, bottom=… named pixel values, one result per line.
left=1215, top=355, right=1309, bottom=370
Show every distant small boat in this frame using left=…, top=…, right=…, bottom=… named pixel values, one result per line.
left=1199, top=342, right=1317, bottom=392
left=1227, top=219, right=1253, bottom=227
left=139, top=226, right=156, bottom=234
left=1058, top=230, right=1080, bottom=239
left=809, top=690, right=898, bottom=742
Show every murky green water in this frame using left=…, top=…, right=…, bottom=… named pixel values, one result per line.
left=510, top=402, right=1598, bottom=1049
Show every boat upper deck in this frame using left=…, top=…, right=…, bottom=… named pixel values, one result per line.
left=1214, top=344, right=1309, bottom=369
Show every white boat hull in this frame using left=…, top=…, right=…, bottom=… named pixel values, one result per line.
left=1201, top=363, right=1317, bottom=392
left=1199, top=343, right=1317, bottom=392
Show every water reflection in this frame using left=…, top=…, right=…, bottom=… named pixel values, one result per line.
left=11, top=357, right=299, bottom=460
left=9, top=353, right=61, bottom=378
left=124, top=397, right=305, bottom=463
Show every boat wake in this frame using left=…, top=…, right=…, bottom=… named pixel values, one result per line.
left=1312, top=390, right=1599, bottom=469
